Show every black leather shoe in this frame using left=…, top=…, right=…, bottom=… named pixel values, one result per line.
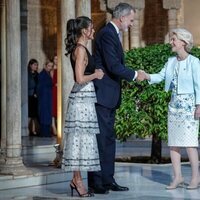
left=88, top=185, right=109, bottom=194
left=104, top=182, right=129, bottom=191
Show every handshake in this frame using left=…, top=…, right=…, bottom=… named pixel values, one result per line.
left=136, top=70, right=150, bottom=82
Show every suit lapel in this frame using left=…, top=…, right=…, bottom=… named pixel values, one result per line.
left=107, top=23, right=122, bottom=45
left=107, top=23, right=124, bottom=63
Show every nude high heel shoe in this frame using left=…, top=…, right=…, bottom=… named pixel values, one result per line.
left=186, top=181, right=200, bottom=190
left=166, top=178, right=185, bottom=190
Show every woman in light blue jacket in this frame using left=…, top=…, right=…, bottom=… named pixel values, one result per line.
left=144, top=28, right=200, bottom=190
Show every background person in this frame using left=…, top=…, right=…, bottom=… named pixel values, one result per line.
left=28, top=58, right=39, bottom=136
left=50, top=55, right=58, bottom=136
left=37, top=59, right=53, bottom=137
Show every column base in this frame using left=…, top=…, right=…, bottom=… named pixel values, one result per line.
left=0, top=157, right=33, bottom=176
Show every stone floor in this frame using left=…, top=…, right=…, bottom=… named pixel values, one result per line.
left=0, top=137, right=200, bottom=200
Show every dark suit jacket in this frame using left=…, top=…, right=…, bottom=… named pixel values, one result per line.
left=94, top=22, right=135, bottom=109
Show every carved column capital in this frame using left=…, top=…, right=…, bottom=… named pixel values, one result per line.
left=163, top=0, right=181, bottom=9
left=99, top=0, right=106, bottom=11
left=107, top=0, right=145, bottom=10
left=163, top=0, right=181, bottom=32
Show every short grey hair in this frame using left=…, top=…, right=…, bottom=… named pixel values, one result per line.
left=112, top=3, right=135, bottom=19
left=170, top=28, right=193, bottom=52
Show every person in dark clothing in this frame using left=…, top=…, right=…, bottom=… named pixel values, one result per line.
left=88, top=3, right=145, bottom=194
left=28, top=58, right=39, bottom=136
left=37, top=59, right=53, bottom=137
left=50, top=55, right=58, bottom=136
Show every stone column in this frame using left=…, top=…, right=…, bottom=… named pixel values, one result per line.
left=163, top=0, right=181, bottom=31
left=0, top=0, right=30, bottom=175
left=122, top=31, right=129, bottom=51
left=130, top=0, right=145, bottom=48
left=60, top=0, right=75, bottom=145
left=20, top=0, right=29, bottom=136
left=76, top=0, right=91, bottom=18
left=130, top=9, right=140, bottom=48
left=139, top=9, right=145, bottom=47
left=56, top=0, right=61, bottom=145
left=0, top=0, right=7, bottom=156
left=177, top=0, right=184, bottom=28
left=99, top=0, right=106, bottom=11
left=168, top=9, right=177, bottom=30
left=75, top=0, right=92, bottom=51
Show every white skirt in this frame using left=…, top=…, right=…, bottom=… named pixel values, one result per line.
left=62, top=81, right=100, bottom=171
left=168, top=92, right=199, bottom=147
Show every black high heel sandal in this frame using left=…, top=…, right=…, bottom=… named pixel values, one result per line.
left=70, top=181, right=94, bottom=197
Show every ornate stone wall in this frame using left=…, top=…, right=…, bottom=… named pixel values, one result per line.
left=183, top=0, right=200, bottom=45
left=91, top=0, right=107, bottom=52
left=142, top=0, right=168, bottom=45
left=27, top=0, right=58, bottom=70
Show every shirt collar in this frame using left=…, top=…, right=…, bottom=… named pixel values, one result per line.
left=110, top=21, right=120, bottom=34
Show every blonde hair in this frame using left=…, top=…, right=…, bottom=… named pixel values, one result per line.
left=170, top=28, right=193, bottom=52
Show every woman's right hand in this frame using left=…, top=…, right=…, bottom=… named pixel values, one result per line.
left=95, top=69, right=104, bottom=79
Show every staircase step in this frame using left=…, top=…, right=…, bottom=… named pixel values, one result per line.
left=0, top=167, right=72, bottom=190
left=0, top=136, right=71, bottom=190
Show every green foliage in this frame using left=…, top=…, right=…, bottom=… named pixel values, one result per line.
left=115, top=44, right=200, bottom=142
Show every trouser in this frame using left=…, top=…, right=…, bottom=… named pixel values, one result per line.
left=88, top=104, right=116, bottom=186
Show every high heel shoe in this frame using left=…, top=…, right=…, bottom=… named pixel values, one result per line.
left=29, top=131, right=37, bottom=136
left=166, top=178, right=185, bottom=190
left=70, top=181, right=94, bottom=197
left=186, top=181, right=200, bottom=190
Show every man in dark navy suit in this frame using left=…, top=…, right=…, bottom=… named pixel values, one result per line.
left=88, top=3, right=145, bottom=194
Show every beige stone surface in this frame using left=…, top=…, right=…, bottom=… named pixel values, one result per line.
left=107, top=0, right=145, bottom=9
left=184, top=0, right=200, bottom=45
left=163, top=0, right=181, bottom=9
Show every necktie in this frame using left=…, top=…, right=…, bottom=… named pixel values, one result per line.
left=118, top=32, right=122, bottom=42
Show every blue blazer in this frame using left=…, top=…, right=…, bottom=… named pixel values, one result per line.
left=94, top=22, right=135, bottom=109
